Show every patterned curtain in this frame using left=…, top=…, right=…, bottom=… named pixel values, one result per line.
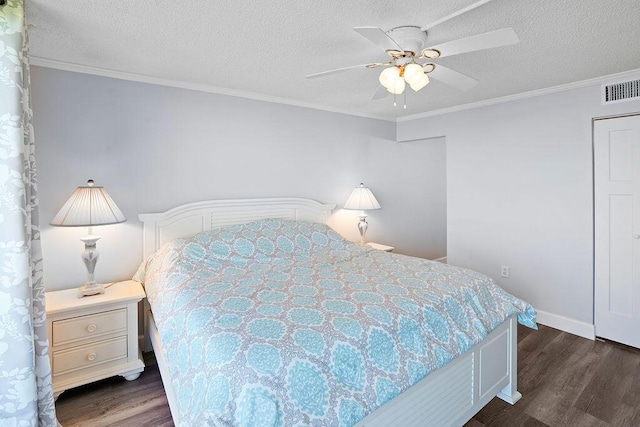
left=0, top=0, right=58, bottom=425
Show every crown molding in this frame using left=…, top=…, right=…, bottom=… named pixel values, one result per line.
left=397, top=68, right=640, bottom=122
left=29, top=56, right=395, bottom=123
left=29, top=56, right=640, bottom=126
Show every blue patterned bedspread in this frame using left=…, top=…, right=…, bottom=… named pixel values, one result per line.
left=135, top=219, right=536, bottom=426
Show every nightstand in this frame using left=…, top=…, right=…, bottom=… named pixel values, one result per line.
left=367, top=242, right=395, bottom=252
left=45, top=280, right=145, bottom=399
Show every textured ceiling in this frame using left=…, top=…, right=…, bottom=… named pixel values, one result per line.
left=25, top=0, right=640, bottom=120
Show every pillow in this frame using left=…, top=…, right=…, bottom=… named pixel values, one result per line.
left=192, top=219, right=348, bottom=261
left=134, top=219, right=360, bottom=285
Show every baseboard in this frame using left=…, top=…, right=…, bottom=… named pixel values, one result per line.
left=535, top=309, right=595, bottom=340
left=433, top=256, right=447, bottom=264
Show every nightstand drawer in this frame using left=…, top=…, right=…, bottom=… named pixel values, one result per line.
left=53, top=336, right=128, bottom=376
left=52, top=308, right=127, bottom=346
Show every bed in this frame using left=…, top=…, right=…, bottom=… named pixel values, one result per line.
left=135, top=198, right=536, bottom=426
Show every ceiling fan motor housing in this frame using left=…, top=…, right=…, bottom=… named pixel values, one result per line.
left=387, top=26, right=428, bottom=56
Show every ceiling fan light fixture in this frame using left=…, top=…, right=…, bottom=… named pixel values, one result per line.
left=409, top=73, right=430, bottom=91
left=379, top=66, right=400, bottom=90
left=422, top=48, right=441, bottom=59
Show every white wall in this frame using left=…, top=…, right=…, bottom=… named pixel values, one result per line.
left=360, top=136, right=447, bottom=260
left=398, top=82, right=640, bottom=335
left=32, top=67, right=446, bottom=291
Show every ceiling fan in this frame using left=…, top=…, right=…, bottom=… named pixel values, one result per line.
left=306, top=3, right=520, bottom=106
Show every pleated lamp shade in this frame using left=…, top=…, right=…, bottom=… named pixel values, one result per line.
left=344, top=183, right=381, bottom=211
left=50, top=180, right=126, bottom=227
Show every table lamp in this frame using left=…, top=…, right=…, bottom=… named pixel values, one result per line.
left=50, top=180, right=126, bottom=297
left=344, top=183, right=381, bottom=244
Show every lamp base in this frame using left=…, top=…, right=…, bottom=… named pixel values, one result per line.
left=76, top=282, right=105, bottom=298
left=357, top=212, right=369, bottom=244
left=77, top=234, right=103, bottom=298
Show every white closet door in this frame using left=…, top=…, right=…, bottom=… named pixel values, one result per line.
left=594, top=115, right=640, bottom=348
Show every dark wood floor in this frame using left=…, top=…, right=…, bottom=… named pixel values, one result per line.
left=55, top=324, right=640, bottom=427
left=55, top=352, right=173, bottom=427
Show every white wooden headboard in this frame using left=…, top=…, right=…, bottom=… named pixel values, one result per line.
left=138, top=198, right=335, bottom=259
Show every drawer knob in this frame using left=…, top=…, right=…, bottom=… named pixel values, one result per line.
left=86, top=324, right=97, bottom=333
left=87, top=352, right=97, bottom=361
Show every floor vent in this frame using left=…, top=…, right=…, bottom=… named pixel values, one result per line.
left=602, top=78, right=640, bottom=104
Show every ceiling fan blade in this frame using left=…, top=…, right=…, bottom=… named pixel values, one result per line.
left=427, top=28, right=519, bottom=58
left=423, top=0, right=493, bottom=30
left=306, top=64, right=376, bottom=79
left=428, top=64, right=479, bottom=91
left=372, top=85, right=388, bottom=100
left=354, top=27, right=404, bottom=52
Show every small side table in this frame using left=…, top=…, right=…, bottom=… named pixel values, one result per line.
left=45, top=280, right=145, bottom=399
left=367, top=242, right=395, bottom=252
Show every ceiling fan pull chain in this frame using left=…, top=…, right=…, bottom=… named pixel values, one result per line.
left=404, top=90, right=407, bottom=109
left=393, top=91, right=397, bottom=107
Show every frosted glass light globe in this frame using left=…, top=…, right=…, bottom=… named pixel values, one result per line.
left=387, top=77, right=406, bottom=94
left=409, top=73, right=430, bottom=91
left=379, top=67, right=400, bottom=89
left=403, top=63, right=424, bottom=85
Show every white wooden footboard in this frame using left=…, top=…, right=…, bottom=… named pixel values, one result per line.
left=148, top=309, right=519, bottom=427
left=357, top=315, right=520, bottom=427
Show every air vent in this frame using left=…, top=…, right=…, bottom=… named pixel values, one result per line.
left=601, top=79, right=640, bottom=104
